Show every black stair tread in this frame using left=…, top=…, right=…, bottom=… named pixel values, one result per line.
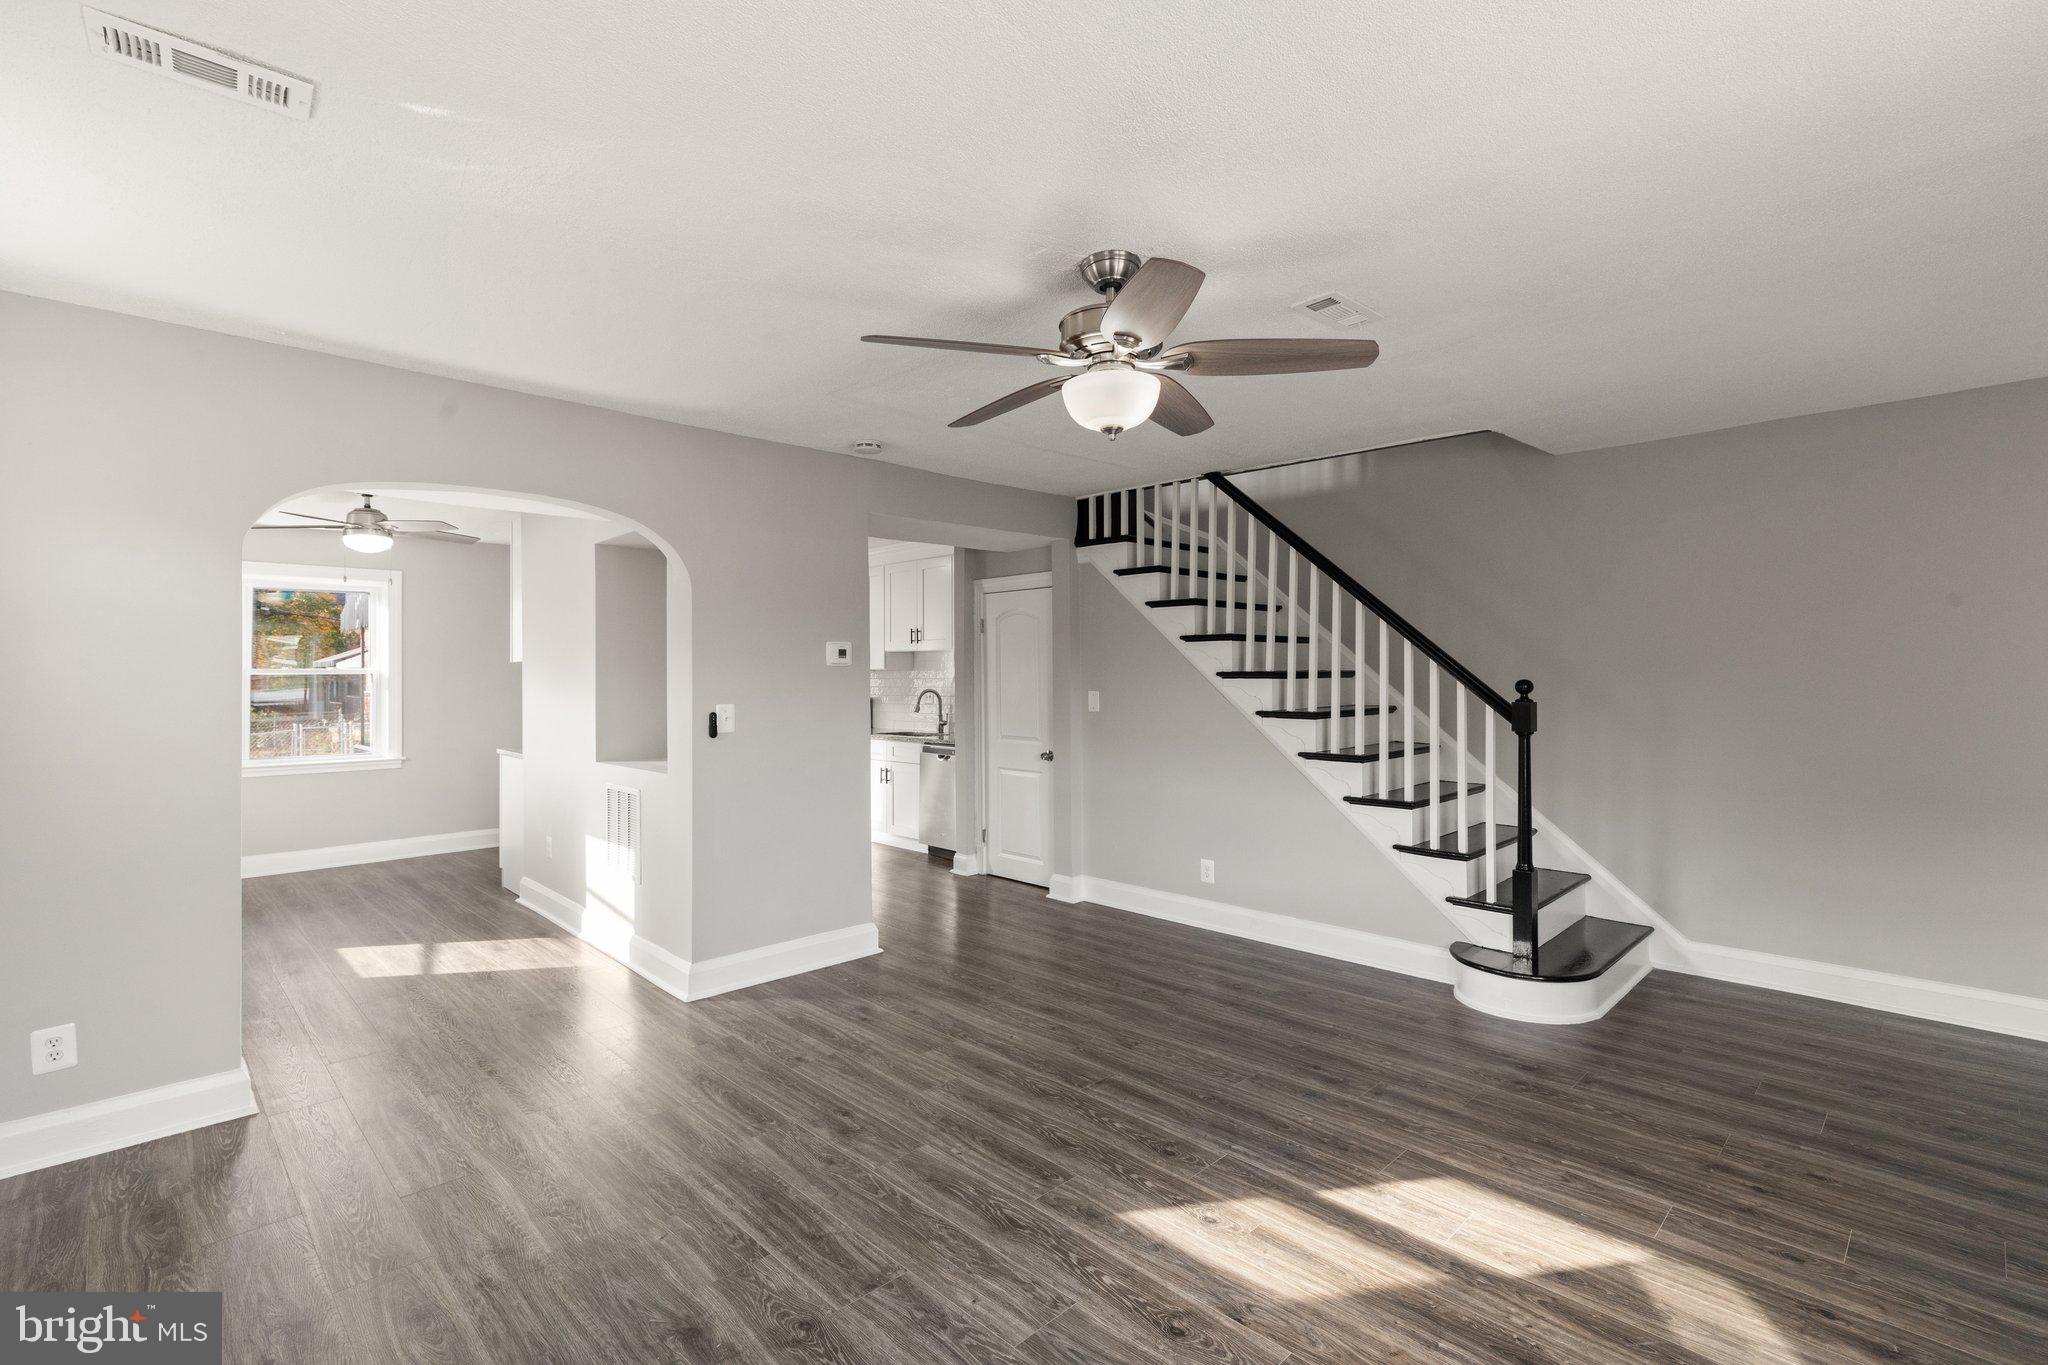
left=1181, top=632, right=1311, bottom=644
left=1136, top=537, right=1211, bottom=553
left=1445, top=866, right=1591, bottom=913
left=1393, top=822, right=1520, bottom=861
left=1219, top=668, right=1357, bottom=679
left=1451, top=917, right=1653, bottom=983
left=1256, top=704, right=1395, bottom=720
left=1114, top=565, right=1251, bottom=582
left=1150, top=598, right=1272, bottom=610
left=1299, top=741, right=1430, bottom=764
left=1345, top=780, right=1484, bottom=810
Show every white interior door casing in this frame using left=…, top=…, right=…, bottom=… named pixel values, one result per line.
left=982, top=585, right=1054, bottom=886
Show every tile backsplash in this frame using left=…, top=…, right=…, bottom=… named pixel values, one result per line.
left=871, top=650, right=954, bottom=733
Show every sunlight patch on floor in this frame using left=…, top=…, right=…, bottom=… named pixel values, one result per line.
left=337, top=937, right=591, bottom=977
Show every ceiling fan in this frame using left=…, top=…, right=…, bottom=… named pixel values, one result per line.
left=861, top=248, right=1382, bottom=439
left=253, top=494, right=481, bottom=553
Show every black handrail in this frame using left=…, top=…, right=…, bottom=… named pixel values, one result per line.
left=1204, top=472, right=1514, bottom=719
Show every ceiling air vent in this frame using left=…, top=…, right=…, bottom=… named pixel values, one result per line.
left=1290, top=292, right=1382, bottom=330
left=81, top=8, right=314, bottom=119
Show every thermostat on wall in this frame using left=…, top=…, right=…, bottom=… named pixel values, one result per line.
left=826, top=641, right=853, bottom=666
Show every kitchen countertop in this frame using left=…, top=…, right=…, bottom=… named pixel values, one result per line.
left=872, top=731, right=956, bottom=749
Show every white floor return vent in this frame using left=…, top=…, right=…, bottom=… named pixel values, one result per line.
left=82, top=8, right=315, bottom=119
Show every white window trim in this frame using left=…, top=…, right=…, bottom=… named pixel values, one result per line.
left=242, top=561, right=404, bottom=775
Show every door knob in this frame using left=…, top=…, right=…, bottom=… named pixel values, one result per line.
left=1040, top=749, right=1055, bottom=761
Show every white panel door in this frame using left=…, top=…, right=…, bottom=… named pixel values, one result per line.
left=884, top=759, right=921, bottom=839
left=982, top=585, right=1053, bottom=886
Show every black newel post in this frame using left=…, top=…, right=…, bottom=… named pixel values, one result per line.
left=1509, top=679, right=1539, bottom=968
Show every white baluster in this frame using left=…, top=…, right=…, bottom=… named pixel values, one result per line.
left=1375, top=618, right=1389, bottom=798
left=1285, top=548, right=1300, bottom=711
left=1224, top=496, right=1237, bottom=648
left=1305, top=565, right=1319, bottom=728
left=1265, top=521, right=1280, bottom=673
left=1427, top=660, right=1441, bottom=845
left=1485, top=709, right=1499, bottom=905
left=1456, top=686, right=1469, bottom=860
left=1208, top=485, right=1222, bottom=633
left=1401, top=638, right=1414, bottom=807
left=1351, top=597, right=1364, bottom=757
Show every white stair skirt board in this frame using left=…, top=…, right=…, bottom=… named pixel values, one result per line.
left=872, top=832, right=929, bottom=855
left=1066, top=875, right=1453, bottom=985
left=515, top=877, right=880, bottom=1003
left=0, top=1062, right=258, bottom=1181
left=242, top=828, right=498, bottom=878
left=1453, top=948, right=1654, bottom=1026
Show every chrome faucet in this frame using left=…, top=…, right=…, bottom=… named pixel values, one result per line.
left=914, top=689, right=949, bottom=738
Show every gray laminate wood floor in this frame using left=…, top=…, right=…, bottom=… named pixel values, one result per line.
left=6, top=846, right=2048, bottom=1361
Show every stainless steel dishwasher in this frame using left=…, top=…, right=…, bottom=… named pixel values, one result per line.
left=918, top=744, right=957, bottom=852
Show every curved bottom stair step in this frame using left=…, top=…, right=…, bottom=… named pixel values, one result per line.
left=1451, top=917, right=1653, bottom=983
left=1446, top=866, right=1590, bottom=913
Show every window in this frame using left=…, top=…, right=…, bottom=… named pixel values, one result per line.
left=243, top=562, right=401, bottom=774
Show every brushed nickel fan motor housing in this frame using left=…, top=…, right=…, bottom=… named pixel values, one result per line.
left=344, top=499, right=386, bottom=529
left=1058, top=303, right=1118, bottom=357
left=1076, top=248, right=1142, bottom=296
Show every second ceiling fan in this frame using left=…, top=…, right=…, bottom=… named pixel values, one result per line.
left=862, top=249, right=1381, bottom=439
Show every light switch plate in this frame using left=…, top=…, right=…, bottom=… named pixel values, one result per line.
left=826, top=641, right=852, bottom=666
left=715, top=703, right=736, bottom=733
left=1087, top=690, right=1101, bottom=713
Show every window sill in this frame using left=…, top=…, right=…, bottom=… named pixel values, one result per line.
left=243, top=757, right=405, bottom=778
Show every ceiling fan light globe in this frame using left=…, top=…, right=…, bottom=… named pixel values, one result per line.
left=342, top=528, right=394, bottom=553
left=1062, top=365, right=1160, bottom=437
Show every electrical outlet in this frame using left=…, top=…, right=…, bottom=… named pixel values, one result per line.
left=1199, top=859, right=1215, bottom=885
left=545, top=834, right=555, bottom=859
left=1087, top=690, right=1101, bottom=713
left=30, top=1023, right=76, bottom=1075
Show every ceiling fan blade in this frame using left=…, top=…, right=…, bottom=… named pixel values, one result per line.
left=380, top=519, right=459, bottom=532
left=948, top=377, right=1069, bottom=428
left=1163, top=338, right=1381, bottom=376
left=1101, top=258, right=1205, bottom=352
left=268, top=509, right=348, bottom=524
left=1151, top=375, right=1215, bottom=436
left=250, top=522, right=346, bottom=530
left=391, top=528, right=481, bottom=545
left=862, top=335, right=1055, bottom=358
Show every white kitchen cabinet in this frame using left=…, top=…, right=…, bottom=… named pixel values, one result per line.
left=868, top=564, right=886, bottom=669
left=884, top=759, right=921, bottom=839
left=871, top=738, right=924, bottom=845
left=882, top=553, right=952, bottom=651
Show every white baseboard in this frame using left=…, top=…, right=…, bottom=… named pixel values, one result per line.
left=950, top=851, right=983, bottom=877
left=242, top=828, right=498, bottom=879
left=515, top=877, right=880, bottom=1003
left=686, top=923, right=882, bottom=1000
left=0, top=1061, right=258, bottom=1181
left=1663, top=938, right=2048, bottom=1042
left=872, top=832, right=929, bottom=855
left=1064, top=875, right=1453, bottom=984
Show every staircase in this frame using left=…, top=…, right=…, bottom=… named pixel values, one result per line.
left=1076, top=473, right=1655, bottom=1024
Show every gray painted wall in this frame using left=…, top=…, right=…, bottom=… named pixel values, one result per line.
left=1237, top=379, right=2048, bottom=996
left=239, top=532, right=519, bottom=857
left=0, top=291, right=1066, bottom=1126
left=1074, top=568, right=1448, bottom=942
left=595, top=542, right=669, bottom=763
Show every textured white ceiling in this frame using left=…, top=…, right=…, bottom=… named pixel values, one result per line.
left=7, top=2, right=2048, bottom=495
